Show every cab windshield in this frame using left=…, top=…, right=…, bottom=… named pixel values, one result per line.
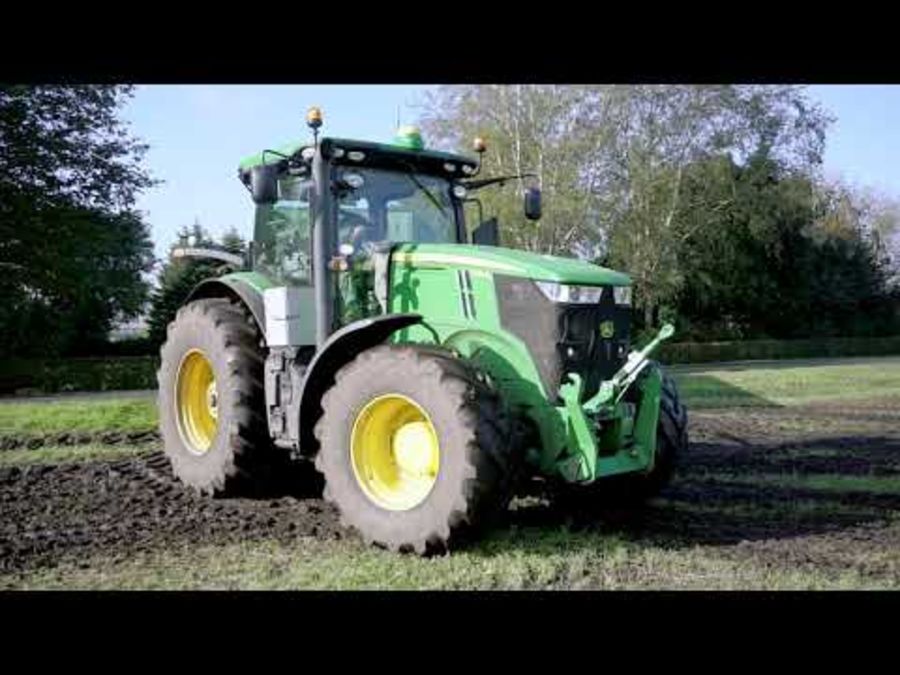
left=335, top=167, right=460, bottom=250
left=252, top=165, right=462, bottom=285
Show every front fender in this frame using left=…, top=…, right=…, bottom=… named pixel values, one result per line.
left=297, top=313, right=423, bottom=454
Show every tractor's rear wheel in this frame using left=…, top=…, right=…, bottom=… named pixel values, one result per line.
left=158, top=297, right=286, bottom=496
left=314, top=345, right=519, bottom=554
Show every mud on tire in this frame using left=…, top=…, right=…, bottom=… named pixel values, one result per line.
left=157, top=297, right=287, bottom=496
left=313, top=345, right=520, bottom=554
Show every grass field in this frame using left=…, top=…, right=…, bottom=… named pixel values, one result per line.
left=4, top=357, right=900, bottom=437
left=13, top=526, right=887, bottom=591
left=2, top=357, right=899, bottom=590
left=0, top=398, right=156, bottom=437
left=674, top=357, right=900, bottom=407
left=0, top=443, right=154, bottom=468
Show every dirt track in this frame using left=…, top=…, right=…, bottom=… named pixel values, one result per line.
left=2, top=398, right=899, bottom=581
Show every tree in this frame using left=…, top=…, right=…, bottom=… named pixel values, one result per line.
left=420, top=85, right=600, bottom=254
left=146, top=224, right=247, bottom=348
left=672, top=154, right=898, bottom=340
left=808, top=179, right=900, bottom=335
left=0, top=85, right=155, bottom=358
left=419, top=85, right=833, bottom=331
left=590, top=86, right=832, bottom=329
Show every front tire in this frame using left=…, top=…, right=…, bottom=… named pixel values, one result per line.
left=157, top=297, right=285, bottom=496
left=558, top=362, right=688, bottom=508
left=314, top=345, right=519, bottom=554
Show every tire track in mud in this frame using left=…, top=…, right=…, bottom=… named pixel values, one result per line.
left=0, top=451, right=341, bottom=574
left=1, top=396, right=899, bottom=579
left=0, top=430, right=160, bottom=451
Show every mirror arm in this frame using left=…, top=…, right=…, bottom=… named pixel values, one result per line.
left=463, top=172, right=537, bottom=191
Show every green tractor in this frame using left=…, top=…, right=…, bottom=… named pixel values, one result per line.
left=158, top=108, right=688, bottom=554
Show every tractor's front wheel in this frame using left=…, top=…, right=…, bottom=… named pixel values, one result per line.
left=557, top=363, right=688, bottom=509
left=158, top=298, right=286, bottom=496
left=314, top=345, right=518, bottom=554
left=622, top=364, right=689, bottom=500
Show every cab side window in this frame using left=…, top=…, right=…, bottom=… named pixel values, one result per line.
left=254, top=175, right=312, bottom=285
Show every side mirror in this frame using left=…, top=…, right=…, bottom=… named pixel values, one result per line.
left=524, top=187, right=542, bottom=221
left=250, top=164, right=279, bottom=204
left=472, top=217, right=499, bottom=247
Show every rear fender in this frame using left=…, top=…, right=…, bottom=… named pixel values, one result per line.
left=185, top=275, right=268, bottom=338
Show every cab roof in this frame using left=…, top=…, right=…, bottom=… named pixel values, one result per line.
left=238, top=137, right=479, bottom=176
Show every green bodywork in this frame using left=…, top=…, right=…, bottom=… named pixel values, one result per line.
left=382, top=243, right=668, bottom=484
left=390, top=244, right=631, bottom=285
left=239, top=142, right=307, bottom=171
left=224, top=270, right=277, bottom=294
left=219, top=241, right=671, bottom=483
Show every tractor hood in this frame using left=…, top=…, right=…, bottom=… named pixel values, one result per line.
left=391, top=244, right=631, bottom=286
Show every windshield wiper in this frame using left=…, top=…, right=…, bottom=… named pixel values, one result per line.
left=402, top=164, right=447, bottom=215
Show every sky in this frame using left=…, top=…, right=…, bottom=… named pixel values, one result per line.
left=122, top=85, right=900, bottom=259
left=122, top=85, right=433, bottom=259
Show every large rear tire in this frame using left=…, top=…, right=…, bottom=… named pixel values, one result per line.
left=314, top=345, right=519, bottom=554
left=157, top=297, right=287, bottom=496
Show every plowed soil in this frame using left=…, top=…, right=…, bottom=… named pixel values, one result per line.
left=1, top=397, right=899, bottom=583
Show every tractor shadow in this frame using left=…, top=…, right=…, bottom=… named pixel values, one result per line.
left=254, top=460, right=325, bottom=500
left=666, top=372, right=781, bottom=409
left=491, top=432, right=900, bottom=554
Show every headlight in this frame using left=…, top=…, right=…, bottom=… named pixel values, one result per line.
left=535, top=281, right=604, bottom=304
left=613, top=286, right=632, bottom=306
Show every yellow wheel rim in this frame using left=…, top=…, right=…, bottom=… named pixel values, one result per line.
left=175, top=349, right=218, bottom=455
left=350, top=393, right=440, bottom=511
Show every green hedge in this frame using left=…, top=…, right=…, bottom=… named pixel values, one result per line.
left=0, top=356, right=159, bottom=394
left=2, top=335, right=900, bottom=394
left=659, top=335, right=900, bottom=365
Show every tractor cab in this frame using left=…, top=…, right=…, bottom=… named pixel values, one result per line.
left=238, top=127, right=476, bottom=275
left=237, top=123, right=538, bottom=274
left=237, top=116, right=542, bottom=341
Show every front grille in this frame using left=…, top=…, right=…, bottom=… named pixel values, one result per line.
left=495, top=275, right=630, bottom=402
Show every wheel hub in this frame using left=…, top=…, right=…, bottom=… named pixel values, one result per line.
left=350, top=394, right=440, bottom=511
left=175, top=349, right=218, bottom=455
left=392, top=421, right=437, bottom=477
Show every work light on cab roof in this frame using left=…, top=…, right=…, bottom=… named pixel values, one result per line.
left=393, top=125, right=425, bottom=150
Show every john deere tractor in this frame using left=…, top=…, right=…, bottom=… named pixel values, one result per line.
left=158, top=107, right=688, bottom=554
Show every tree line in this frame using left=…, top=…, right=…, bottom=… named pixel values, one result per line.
left=420, top=85, right=900, bottom=340
left=2, top=85, right=898, bottom=361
